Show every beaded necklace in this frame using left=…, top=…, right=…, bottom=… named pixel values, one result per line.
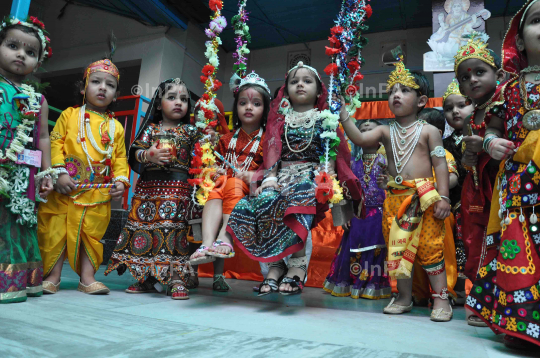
left=76, top=104, right=116, bottom=180
left=285, top=109, right=318, bottom=153
left=362, top=153, right=377, bottom=184
left=224, top=128, right=263, bottom=173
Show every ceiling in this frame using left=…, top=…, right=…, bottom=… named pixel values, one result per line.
left=68, top=0, right=524, bottom=51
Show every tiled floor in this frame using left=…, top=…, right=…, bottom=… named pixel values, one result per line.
left=0, top=263, right=534, bottom=358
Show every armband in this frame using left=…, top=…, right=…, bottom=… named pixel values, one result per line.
left=262, top=177, right=278, bottom=184
left=430, top=146, right=446, bottom=158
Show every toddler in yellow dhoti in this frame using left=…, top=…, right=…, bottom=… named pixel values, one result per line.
left=340, top=54, right=453, bottom=322
left=38, top=59, right=130, bottom=295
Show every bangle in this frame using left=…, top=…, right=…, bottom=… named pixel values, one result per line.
left=430, top=146, right=446, bottom=158
left=55, top=167, right=69, bottom=175
left=440, top=195, right=451, bottom=203
left=262, top=177, right=277, bottom=184
left=339, top=114, right=350, bottom=124
left=482, top=134, right=498, bottom=153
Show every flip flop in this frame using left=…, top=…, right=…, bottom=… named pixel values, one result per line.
left=189, top=245, right=216, bottom=265
left=208, top=240, right=235, bottom=259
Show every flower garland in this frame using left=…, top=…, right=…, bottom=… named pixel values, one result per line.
left=231, top=0, right=250, bottom=78
left=0, top=81, right=43, bottom=225
left=316, top=0, right=372, bottom=205
left=189, top=0, right=227, bottom=206
left=1, top=16, right=52, bottom=63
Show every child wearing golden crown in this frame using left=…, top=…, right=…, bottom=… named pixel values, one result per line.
left=453, top=34, right=504, bottom=327
left=0, top=15, right=55, bottom=304
left=341, top=60, right=453, bottom=322
left=465, top=0, right=540, bottom=349
left=37, top=59, right=130, bottom=295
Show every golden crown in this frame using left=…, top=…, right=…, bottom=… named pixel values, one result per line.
left=386, top=58, right=419, bottom=93
left=442, top=79, right=463, bottom=103
left=454, top=34, right=495, bottom=75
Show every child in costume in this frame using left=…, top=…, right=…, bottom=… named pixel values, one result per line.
left=323, top=119, right=391, bottom=299
left=227, top=62, right=362, bottom=296
left=105, top=78, right=201, bottom=300
left=188, top=72, right=270, bottom=292
left=454, top=35, right=505, bottom=326
left=466, top=0, right=540, bottom=348
left=341, top=62, right=454, bottom=322
left=0, top=16, right=54, bottom=303
left=38, top=59, right=129, bottom=295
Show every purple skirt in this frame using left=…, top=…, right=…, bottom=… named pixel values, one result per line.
left=323, top=207, right=391, bottom=299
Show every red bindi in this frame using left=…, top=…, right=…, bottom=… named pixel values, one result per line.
left=150, top=151, right=155, bottom=157
left=467, top=68, right=472, bottom=72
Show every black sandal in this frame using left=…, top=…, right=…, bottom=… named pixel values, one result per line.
left=186, top=274, right=199, bottom=290
left=213, top=274, right=231, bottom=292
left=258, top=260, right=287, bottom=297
left=280, top=256, right=307, bottom=295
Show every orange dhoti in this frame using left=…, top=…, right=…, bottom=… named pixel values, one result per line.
left=207, top=176, right=249, bottom=214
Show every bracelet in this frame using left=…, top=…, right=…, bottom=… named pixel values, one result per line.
left=339, top=114, right=350, bottom=124
left=440, top=195, right=451, bottom=203
left=55, top=167, right=69, bottom=175
left=482, top=134, right=498, bottom=153
left=262, top=177, right=278, bottom=184
left=136, top=150, right=148, bottom=163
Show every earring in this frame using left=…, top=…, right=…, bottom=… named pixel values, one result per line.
left=496, top=81, right=500, bottom=85
left=278, top=97, right=292, bottom=116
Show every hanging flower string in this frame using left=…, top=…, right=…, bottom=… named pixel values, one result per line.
left=232, top=0, right=250, bottom=78
left=316, top=0, right=372, bottom=205
left=189, top=0, right=226, bottom=206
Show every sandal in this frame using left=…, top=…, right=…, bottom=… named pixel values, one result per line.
left=430, top=288, right=453, bottom=322
left=467, top=315, right=488, bottom=327
left=189, top=245, right=216, bottom=265
left=186, top=273, right=199, bottom=290
left=126, top=278, right=158, bottom=294
left=258, top=260, right=287, bottom=297
left=279, top=256, right=307, bottom=296
left=167, top=280, right=189, bottom=300
left=208, top=240, right=235, bottom=259
left=213, top=274, right=231, bottom=292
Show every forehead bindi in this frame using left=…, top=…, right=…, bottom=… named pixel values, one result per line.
left=239, top=88, right=263, bottom=101
left=166, top=84, right=187, bottom=96
left=4, top=29, right=40, bottom=50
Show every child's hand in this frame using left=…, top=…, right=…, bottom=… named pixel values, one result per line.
left=55, top=174, right=78, bottom=194
left=434, top=199, right=451, bottom=220
left=376, top=173, right=389, bottom=189
left=342, top=220, right=352, bottom=231
left=147, top=142, right=171, bottom=165
left=488, top=138, right=516, bottom=160
left=463, top=135, right=483, bottom=153
left=204, top=127, right=219, bottom=144
left=39, top=176, right=54, bottom=198
left=331, top=93, right=348, bottom=121
left=255, top=180, right=279, bottom=196
left=462, top=149, right=478, bottom=166
left=109, top=182, right=125, bottom=200
left=215, top=168, right=227, bottom=176
left=236, top=170, right=255, bottom=184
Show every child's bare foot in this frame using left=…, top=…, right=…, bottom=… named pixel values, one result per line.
left=259, top=265, right=283, bottom=294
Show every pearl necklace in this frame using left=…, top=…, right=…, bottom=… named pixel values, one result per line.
left=389, top=119, right=424, bottom=185
left=77, top=104, right=115, bottom=176
left=224, top=128, right=262, bottom=173
left=285, top=109, right=318, bottom=153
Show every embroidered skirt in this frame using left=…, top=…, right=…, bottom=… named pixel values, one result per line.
left=227, top=162, right=317, bottom=262
left=323, top=207, right=391, bottom=299
left=466, top=208, right=540, bottom=347
left=105, top=171, right=197, bottom=285
left=0, top=203, right=43, bottom=303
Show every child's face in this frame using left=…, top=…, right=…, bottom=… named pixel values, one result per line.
left=159, top=84, right=189, bottom=122
left=82, top=72, right=118, bottom=110
left=521, top=2, right=540, bottom=57
left=388, top=84, right=424, bottom=117
left=443, top=94, right=474, bottom=130
left=457, top=59, right=498, bottom=101
left=286, top=68, right=319, bottom=107
left=0, top=29, right=40, bottom=77
left=359, top=122, right=378, bottom=133
left=237, top=87, right=264, bottom=128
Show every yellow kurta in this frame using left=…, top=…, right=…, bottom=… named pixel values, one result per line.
left=38, top=107, right=130, bottom=275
